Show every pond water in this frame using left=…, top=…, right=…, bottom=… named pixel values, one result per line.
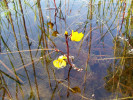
left=0, top=0, right=133, bottom=100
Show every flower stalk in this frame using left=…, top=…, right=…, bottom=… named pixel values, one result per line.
left=65, top=32, right=83, bottom=71
left=53, top=30, right=84, bottom=71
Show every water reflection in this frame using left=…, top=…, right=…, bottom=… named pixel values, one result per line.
left=0, top=0, right=133, bottom=100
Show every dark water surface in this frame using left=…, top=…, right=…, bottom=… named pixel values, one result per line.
left=0, top=0, right=133, bottom=100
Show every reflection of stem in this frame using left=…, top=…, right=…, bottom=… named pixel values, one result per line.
left=45, top=58, right=52, bottom=89
left=3, top=1, right=33, bottom=95
left=53, top=0, right=58, bottom=17
left=37, top=0, right=49, bottom=57
left=16, top=84, right=19, bottom=100
left=7, top=54, right=24, bottom=99
left=82, top=27, right=92, bottom=99
left=82, top=1, right=92, bottom=99
left=53, top=0, right=57, bottom=9
left=18, top=0, right=40, bottom=99
left=50, top=84, right=58, bottom=100
left=119, top=1, right=126, bottom=34
left=0, top=48, right=55, bottom=55
left=0, top=72, right=12, bottom=99
left=3, top=0, right=19, bottom=51
left=0, top=60, right=23, bottom=83
left=13, top=0, right=24, bottom=51
left=50, top=70, right=59, bottom=100
left=67, top=66, right=72, bottom=97
left=52, top=79, right=89, bottom=99
left=68, top=0, right=69, bottom=14
left=15, top=51, right=55, bottom=71
left=37, top=0, right=53, bottom=92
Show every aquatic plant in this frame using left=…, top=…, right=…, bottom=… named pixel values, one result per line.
left=53, top=30, right=84, bottom=71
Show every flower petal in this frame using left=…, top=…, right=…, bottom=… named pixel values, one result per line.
left=60, top=60, right=66, bottom=67
left=58, top=55, right=67, bottom=60
left=53, top=60, right=60, bottom=69
left=71, top=30, right=84, bottom=42
left=53, top=55, right=67, bottom=69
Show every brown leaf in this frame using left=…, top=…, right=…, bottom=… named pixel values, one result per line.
left=70, top=86, right=81, bottom=93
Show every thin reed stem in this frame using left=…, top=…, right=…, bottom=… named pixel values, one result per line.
left=18, top=0, right=40, bottom=99
left=3, top=0, right=34, bottom=98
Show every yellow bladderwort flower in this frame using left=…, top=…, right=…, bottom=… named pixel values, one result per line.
left=65, top=31, right=68, bottom=35
left=53, top=55, right=67, bottom=69
left=70, top=30, right=84, bottom=42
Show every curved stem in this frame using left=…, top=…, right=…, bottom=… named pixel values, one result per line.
left=65, top=34, right=83, bottom=71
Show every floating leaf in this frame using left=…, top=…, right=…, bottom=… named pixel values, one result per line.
left=52, top=31, right=59, bottom=37
left=70, top=86, right=81, bottom=93
left=48, top=22, right=54, bottom=29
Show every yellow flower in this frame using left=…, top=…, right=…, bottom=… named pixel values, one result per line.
left=70, top=30, right=84, bottom=42
left=65, top=31, right=68, bottom=35
left=53, top=55, right=67, bottom=69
